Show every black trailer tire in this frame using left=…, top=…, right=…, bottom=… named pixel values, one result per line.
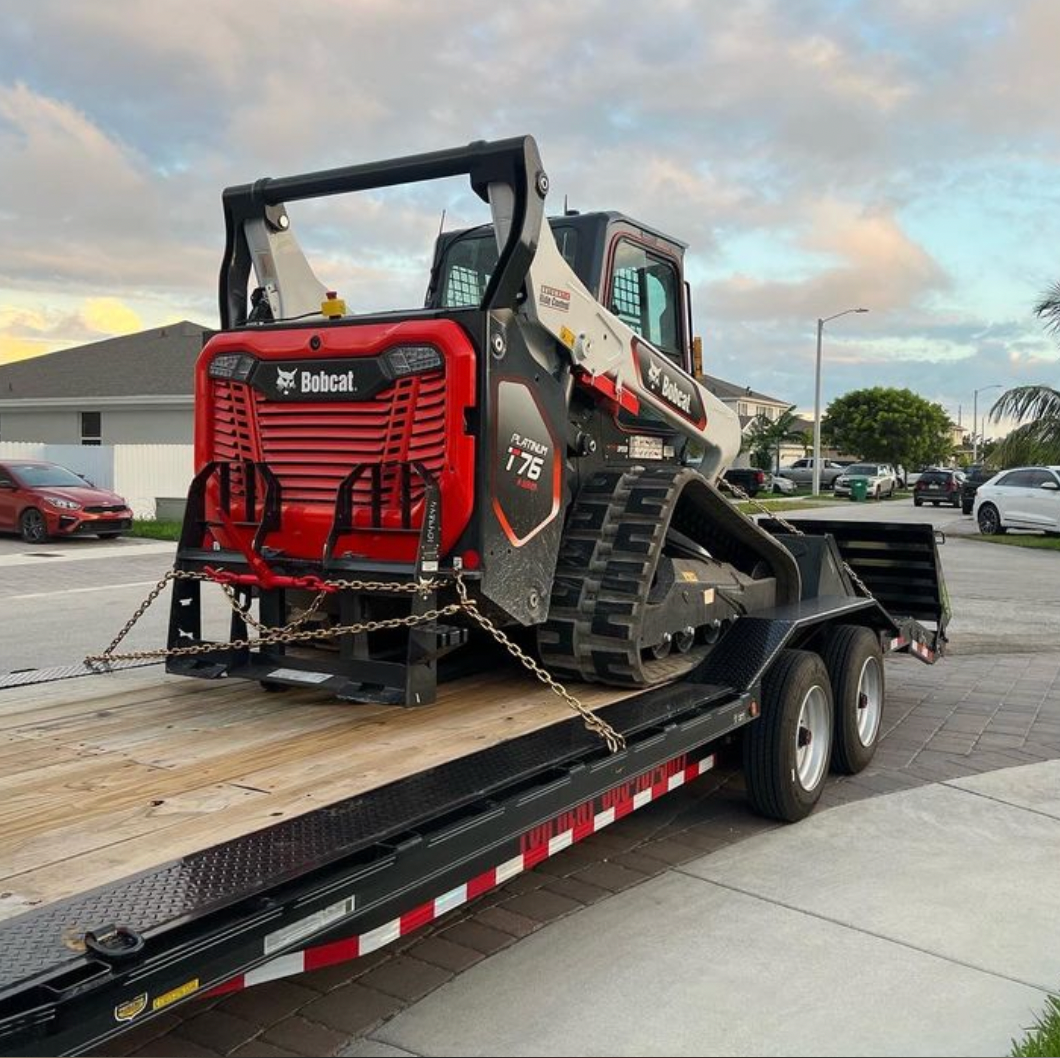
left=822, top=625, right=884, bottom=775
left=744, top=649, right=834, bottom=822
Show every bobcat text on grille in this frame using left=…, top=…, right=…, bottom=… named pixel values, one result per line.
left=299, top=369, right=358, bottom=394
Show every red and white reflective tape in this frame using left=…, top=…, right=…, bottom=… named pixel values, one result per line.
left=208, top=751, right=715, bottom=996
left=887, top=635, right=934, bottom=662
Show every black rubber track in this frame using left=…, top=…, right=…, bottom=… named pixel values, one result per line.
left=538, top=465, right=706, bottom=686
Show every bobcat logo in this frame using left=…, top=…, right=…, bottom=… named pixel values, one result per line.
left=647, top=362, right=662, bottom=387
left=275, top=367, right=298, bottom=394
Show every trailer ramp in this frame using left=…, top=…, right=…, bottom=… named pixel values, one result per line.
left=760, top=518, right=949, bottom=662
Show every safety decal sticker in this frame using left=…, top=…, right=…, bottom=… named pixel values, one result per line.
left=540, top=284, right=571, bottom=312
left=114, top=994, right=148, bottom=1023
left=153, top=979, right=200, bottom=1012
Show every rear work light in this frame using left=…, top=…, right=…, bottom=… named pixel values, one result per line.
left=208, top=353, right=256, bottom=381
left=385, top=345, right=443, bottom=378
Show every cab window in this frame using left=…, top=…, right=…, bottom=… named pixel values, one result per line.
left=609, top=240, right=682, bottom=361
left=438, top=225, right=579, bottom=309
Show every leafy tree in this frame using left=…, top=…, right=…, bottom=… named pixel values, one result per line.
left=744, top=406, right=806, bottom=471
left=821, top=387, right=951, bottom=468
left=988, top=285, right=1060, bottom=466
left=989, top=387, right=1060, bottom=466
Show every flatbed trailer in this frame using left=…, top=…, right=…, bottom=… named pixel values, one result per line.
left=0, top=520, right=948, bottom=1056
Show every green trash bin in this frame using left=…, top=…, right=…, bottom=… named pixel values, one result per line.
left=849, top=476, right=870, bottom=502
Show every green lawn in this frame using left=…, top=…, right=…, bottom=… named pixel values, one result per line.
left=734, top=497, right=839, bottom=514
left=733, top=487, right=915, bottom=513
left=129, top=519, right=182, bottom=541
left=969, top=532, right=1060, bottom=552
left=1012, top=994, right=1060, bottom=1056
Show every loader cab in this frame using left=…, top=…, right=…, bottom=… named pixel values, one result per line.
left=426, top=211, right=693, bottom=374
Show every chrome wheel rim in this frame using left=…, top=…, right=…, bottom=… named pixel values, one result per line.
left=979, top=506, right=998, bottom=533
left=855, top=656, right=883, bottom=746
left=795, top=685, right=830, bottom=790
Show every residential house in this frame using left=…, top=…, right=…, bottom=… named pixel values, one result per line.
left=0, top=321, right=209, bottom=445
left=700, top=374, right=807, bottom=468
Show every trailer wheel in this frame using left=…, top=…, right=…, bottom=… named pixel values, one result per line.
left=744, top=649, right=833, bottom=822
left=822, top=625, right=884, bottom=775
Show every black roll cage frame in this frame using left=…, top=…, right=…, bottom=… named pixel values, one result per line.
left=219, top=135, right=547, bottom=328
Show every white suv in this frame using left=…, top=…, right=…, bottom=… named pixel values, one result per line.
left=974, top=466, right=1060, bottom=535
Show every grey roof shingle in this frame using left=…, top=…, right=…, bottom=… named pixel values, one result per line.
left=0, top=321, right=210, bottom=399
left=700, top=373, right=787, bottom=407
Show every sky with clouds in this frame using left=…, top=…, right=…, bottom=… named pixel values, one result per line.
left=2, top=0, right=1059, bottom=431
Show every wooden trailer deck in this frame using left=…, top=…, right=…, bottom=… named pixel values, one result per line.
left=0, top=668, right=637, bottom=922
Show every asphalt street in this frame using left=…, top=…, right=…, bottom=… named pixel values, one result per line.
left=0, top=535, right=230, bottom=672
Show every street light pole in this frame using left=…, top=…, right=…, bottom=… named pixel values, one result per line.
left=972, top=384, right=1002, bottom=463
left=812, top=307, right=869, bottom=495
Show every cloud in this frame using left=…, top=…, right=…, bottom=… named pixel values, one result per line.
left=0, top=298, right=159, bottom=366
left=0, top=83, right=216, bottom=294
left=704, top=200, right=949, bottom=323
left=0, top=0, right=1057, bottom=420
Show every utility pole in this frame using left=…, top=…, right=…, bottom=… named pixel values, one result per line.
left=812, top=308, right=869, bottom=495
left=972, top=385, right=1002, bottom=463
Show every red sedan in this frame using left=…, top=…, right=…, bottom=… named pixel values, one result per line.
left=0, top=460, right=133, bottom=543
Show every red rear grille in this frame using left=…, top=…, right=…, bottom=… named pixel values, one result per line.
left=210, top=372, right=448, bottom=507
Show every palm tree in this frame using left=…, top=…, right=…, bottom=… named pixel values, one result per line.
left=745, top=406, right=806, bottom=473
left=989, top=285, right=1060, bottom=466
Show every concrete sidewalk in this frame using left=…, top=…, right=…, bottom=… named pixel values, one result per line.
left=354, top=761, right=1060, bottom=1058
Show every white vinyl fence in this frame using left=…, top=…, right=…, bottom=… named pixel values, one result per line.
left=0, top=443, right=193, bottom=519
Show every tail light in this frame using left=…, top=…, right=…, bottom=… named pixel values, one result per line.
left=755, top=471, right=765, bottom=484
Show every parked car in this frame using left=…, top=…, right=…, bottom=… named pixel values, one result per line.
left=974, top=466, right=1060, bottom=536
left=913, top=468, right=965, bottom=508
left=833, top=463, right=898, bottom=499
left=722, top=467, right=770, bottom=497
left=775, top=458, right=846, bottom=489
left=905, top=465, right=940, bottom=488
left=0, top=460, right=133, bottom=543
left=960, top=464, right=997, bottom=515
left=770, top=473, right=796, bottom=495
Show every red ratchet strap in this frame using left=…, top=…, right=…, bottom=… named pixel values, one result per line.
left=201, top=566, right=341, bottom=594
left=204, top=508, right=341, bottom=594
